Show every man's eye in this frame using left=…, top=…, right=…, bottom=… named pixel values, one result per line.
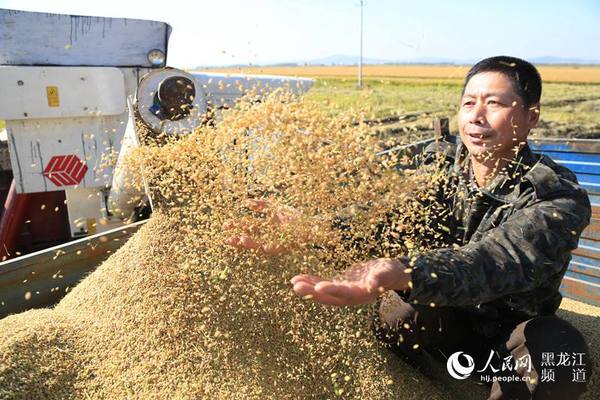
left=462, top=101, right=475, bottom=107
left=487, top=100, right=500, bottom=105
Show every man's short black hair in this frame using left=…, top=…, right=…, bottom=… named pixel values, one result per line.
left=462, top=56, right=542, bottom=109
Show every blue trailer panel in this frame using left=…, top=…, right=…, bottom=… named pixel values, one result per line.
left=530, top=138, right=600, bottom=306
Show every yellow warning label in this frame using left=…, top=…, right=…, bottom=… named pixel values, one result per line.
left=46, top=86, right=60, bottom=107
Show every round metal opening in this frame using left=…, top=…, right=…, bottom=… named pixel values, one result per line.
left=150, top=76, right=196, bottom=121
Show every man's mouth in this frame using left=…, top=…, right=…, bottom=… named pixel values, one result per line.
left=467, top=131, right=494, bottom=141
left=467, top=130, right=493, bottom=137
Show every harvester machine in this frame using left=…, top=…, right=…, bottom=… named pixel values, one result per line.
left=0, top=8, right=312, bottom=318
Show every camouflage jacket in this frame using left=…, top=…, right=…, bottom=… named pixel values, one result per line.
left=401, top=140, right=591, bottom=337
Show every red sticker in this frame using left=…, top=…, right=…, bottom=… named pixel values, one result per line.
left=43, top=155, right=88, bottom=186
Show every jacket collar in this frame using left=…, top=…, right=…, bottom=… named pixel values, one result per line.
left=452, top=141, right=540, bottom=203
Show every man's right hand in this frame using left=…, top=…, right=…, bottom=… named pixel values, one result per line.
left=291, top=258, right=411, bottom=306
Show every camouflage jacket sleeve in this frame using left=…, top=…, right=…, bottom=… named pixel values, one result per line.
left=403, top=176, right=591, bottom=308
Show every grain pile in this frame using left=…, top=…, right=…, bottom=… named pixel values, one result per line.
left=0, top=91, right=453, bottom=399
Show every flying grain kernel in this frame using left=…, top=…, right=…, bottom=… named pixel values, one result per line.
left=0, top=90, right=453, bottom=400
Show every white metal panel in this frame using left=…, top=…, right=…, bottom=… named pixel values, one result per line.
left=65, top=188, right=123, bottom=237
left=5, top=113, right=128, bottom=194
left=191, top=72, right=314, bottom=108
left=0, top=67, right=126, bottom=119
left=121, top=67, right=152, bottom=97
left=0, top=8, right=171, bottom=67
left=2, top=67, right=147, bottom=195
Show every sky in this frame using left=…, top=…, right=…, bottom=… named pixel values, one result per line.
left=1, top=0, right=599, bottom=67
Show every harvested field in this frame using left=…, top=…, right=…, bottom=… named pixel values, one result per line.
left=199, top=65, right=600, bottom=139
left=207, top=65, right=600, bottom=84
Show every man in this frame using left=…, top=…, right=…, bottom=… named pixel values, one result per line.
left=228, top=56, right=593, bottom=399
left=290, top=56, right=593, bottom=399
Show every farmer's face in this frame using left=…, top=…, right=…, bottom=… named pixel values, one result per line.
left=458, top=72, right=539, bottom=162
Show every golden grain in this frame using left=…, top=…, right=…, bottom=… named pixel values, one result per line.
left=0, top=90, right=453, bottom=399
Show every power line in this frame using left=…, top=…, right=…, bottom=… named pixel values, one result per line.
left=358, top=0, right=364, bottom=89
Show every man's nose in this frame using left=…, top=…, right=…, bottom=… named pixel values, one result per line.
left=469, top=102, right=486, bottom=125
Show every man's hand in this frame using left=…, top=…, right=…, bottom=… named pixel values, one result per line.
left=224, top=198, right=300, bottom=256
left=291, top=258, right=411, bottom=306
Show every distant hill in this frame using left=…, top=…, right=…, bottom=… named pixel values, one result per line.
left=529, top=56, right=600, bottom=65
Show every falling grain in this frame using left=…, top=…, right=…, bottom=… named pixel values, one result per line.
left=0, top=90, right=453, bottom=400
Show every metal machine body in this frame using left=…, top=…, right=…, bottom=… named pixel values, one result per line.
left=0, top=8, right=313, bottom=261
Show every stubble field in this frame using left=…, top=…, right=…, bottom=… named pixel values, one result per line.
left=205, top=64, right=600, bottom=139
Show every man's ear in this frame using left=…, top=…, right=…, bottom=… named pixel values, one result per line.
left=527, top=102, right=540, bottom=129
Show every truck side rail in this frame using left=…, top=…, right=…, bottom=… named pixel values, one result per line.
left=0, top=220, right=146, bottom=318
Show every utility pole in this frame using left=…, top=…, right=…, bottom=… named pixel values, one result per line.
left=358, top=0, right=364, bottom=89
